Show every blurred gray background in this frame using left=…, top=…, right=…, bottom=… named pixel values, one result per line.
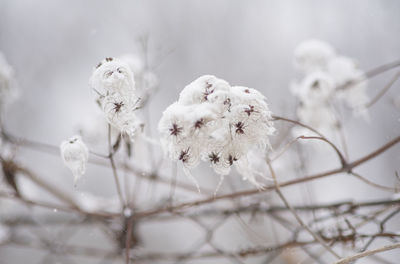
left=0, top=0, right=400, bottom=263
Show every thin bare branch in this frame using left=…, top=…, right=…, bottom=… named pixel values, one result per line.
left=334, top=242, right=400, bottom=264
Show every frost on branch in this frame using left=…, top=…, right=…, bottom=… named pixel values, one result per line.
left=90, top=57, right=143, bottom=141
left=158, top=75, right=275, bottom=190
left=291, top=39, right=370, bottom=136
left=60, top=135, right=89, bottom=186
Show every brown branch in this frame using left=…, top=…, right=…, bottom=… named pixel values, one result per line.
left=272, top=115, right=348, bottom=166
left=351, top=171, right=398, bottom=192
left=334, top=242, right=400, bottom=264
left=337, top=59, right=400, bottom=91
left=298, top=135, right=347, bottom=167
left=108, top=125, right=126, bottom=208
left=267, top=160, right=341, bottom=259
left=2, top=129, right=209, bottom=195
left=272, top=115, right=325, bottom=138
left=16, top=166, right=79, bottom=210
left=133, top=136, right=400, bottom=219
left=365, top=60, right=400, bottom=79
left=365, top=71, right=400, bottom=108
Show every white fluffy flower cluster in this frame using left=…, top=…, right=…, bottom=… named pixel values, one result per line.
left=60, top=135, right=89, bottom=186
left=90, top=57, right=142, bottom=141
left=159, top=75, right=275, bottom=190
left=0, top=52, right=18, bottom=115
left=292, top=39, right=369, bottom=134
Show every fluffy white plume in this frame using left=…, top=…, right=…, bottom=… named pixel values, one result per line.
left=291, top=39, right=370, bottom=136
left=60, top=135, right=89, bottom=186
left=159, top=75, right=275, bottom=190
left=90, top=57, right=142, bottom=141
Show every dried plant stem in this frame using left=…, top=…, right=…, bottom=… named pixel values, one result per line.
left=334, top=242, right=400, bottom=264
left=298, top=135, right=347, bottom=166
left=17, top=166, right=79, bottom=209
left=107, top=125, right=126, bottom=208
left=266, top=160, right=341, bottom=259
left=365, top=70, right=400, bottom=108
left=350, top=171, right=398, bottom=192
left=365, top=59, right=400, bottom=79
left=133, top=135, right=400, bottom=219
left=337, top=59, right=400, bottom=90
left=3, top=130, right=208, bottom=195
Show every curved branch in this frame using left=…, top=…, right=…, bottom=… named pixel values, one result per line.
left=133, top=136, right=400, bottom=219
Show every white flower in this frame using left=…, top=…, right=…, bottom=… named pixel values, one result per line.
left=294, top=39, right=336, bottom=74
left=158, top=75, right=275, bottom=190
left=60, top=135, right=89, bottom=186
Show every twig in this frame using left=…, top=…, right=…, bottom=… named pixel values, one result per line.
left=298, top=136, right=347, bottom=167
left=133, top=136, right=400, bottom=219
left=337, top=59, right=400, bottom=91
left=272, top=115, right=348, bottom=165
left=266, top=160, right=341, bottom=259
left=365, top=71, right=400, bottom=108
left=17, top=166, right=79, bottom=210
left=272, top=115, right=325, bottom=138
left=3, top=130, right=209, bottom=195
left=107, top=125, right=126, bottom=208
left=351, top=171, right=398, bottom=192
left=334, top=242, right=400, bottom=264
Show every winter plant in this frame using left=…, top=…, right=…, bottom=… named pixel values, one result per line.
left=1, top=39, right=400, bottom=264
left=158, top=75, right=275, bottom=191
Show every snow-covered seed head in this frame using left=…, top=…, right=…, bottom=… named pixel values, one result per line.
left=158, top=75, right=275, bottom=190
left=294, top=39, right=336, bottom=74
left=90, top=58, right=143, bottom=141
left=60, top=135, right=89, bottom=186
left=293, top=71, right=335, bottom=105
left=100, top=92, right=142, bottom=140
left=90, top=57, right=135, bottom=99
left=178, top=75, right=231, bottom=107
left=291, top=39, right=370, bottom=132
